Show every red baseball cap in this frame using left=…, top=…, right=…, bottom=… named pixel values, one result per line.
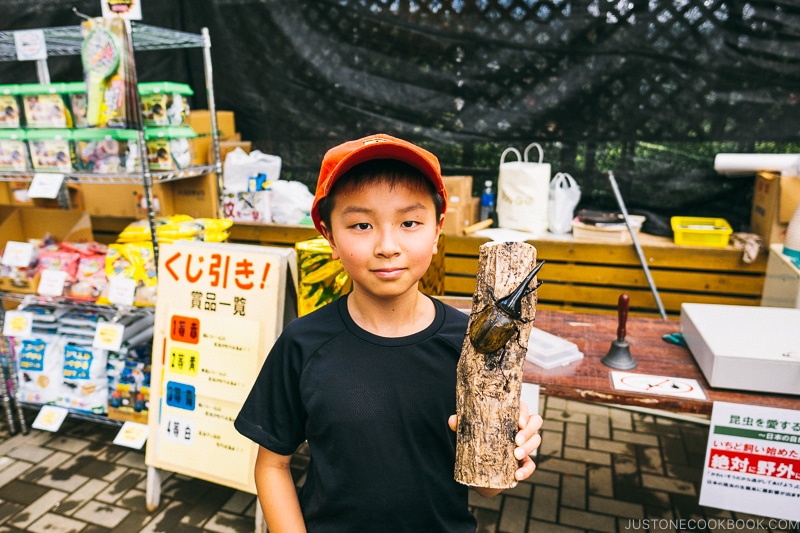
left=310, top=133, right=447, bottom=233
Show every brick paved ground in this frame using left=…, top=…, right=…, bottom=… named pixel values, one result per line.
left=0, top=397, right=795, bottom=532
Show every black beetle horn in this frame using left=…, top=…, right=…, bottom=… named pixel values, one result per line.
left=496, top=260, right=545, bottom=317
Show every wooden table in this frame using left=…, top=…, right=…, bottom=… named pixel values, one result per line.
left=524, top=309, right=799, bottom=416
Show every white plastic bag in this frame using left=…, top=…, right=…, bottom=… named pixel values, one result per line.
left=222, top=148, right=282, bottom=223
left=496, top=142, right=551, bottom=234
left=222, top=148, right=282, bottom=193
left=548, top=172, right=581, bottom=234
left=270, top=180, right=314, bottom=225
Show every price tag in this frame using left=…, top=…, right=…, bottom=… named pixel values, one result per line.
left=2, top=310, right=33, bottom=337
left=113, top=421, right=149, bottom=449
left=107, top=277, right=137, bottom=306
left=37, top=270, right=68, bottom=297
left=32, top=405, right=69, bottom=432
left=14, top=29, right=47, bottom=61
left=93, top=322, right=125, bottom=351
left=28, top=173, right=65, bottom=199
left=1, top=241, right=34, bottom=267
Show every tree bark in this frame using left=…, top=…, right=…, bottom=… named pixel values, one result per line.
left=454, top=241, right=539, bottom=489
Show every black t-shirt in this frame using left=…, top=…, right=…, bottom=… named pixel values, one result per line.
left=235, top=295, right=477, bottom=533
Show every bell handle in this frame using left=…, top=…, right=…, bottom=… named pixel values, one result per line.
left=617, top=293, right=629, bottom=341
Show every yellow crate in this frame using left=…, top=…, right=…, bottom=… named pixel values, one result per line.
left=671, top=216, right=733, bottom=247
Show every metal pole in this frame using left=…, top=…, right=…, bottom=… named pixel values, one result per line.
left=35, top=59, right=50, bottom=84
left=125, top=20, right=160, bottom=271
left=607, top=172, right=668, bottom=320
left=201, top=28, right=223, bottom=218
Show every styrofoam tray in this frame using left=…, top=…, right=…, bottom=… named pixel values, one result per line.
left=526, top=327, right=584, bottom=369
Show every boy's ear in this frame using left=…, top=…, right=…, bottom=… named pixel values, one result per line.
left=319, top=223, right=341, bottom=260
left=432, top=213, right=445, bottom=254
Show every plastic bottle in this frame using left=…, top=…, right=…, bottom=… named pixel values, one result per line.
left=479, top=179, right=495, bottom=222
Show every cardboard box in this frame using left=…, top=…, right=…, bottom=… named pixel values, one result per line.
left=443, top=201, right=472, bottom=235
left=1, top=181, right=84, bottom=210
left=81, top=174, right=220, bottom=220
left=443, top=176, right=473, bottom=205
left=751, top=171, right=800, bottom=245
left=186, top=110, right=237, bottom=166
left=188, top=135, right=247, bottom=166
left=0, top=206, right=93, bottom=250
left=212, top=140, right=252, bottom=164
left=0, top=271, right=40, bottom=294
left=442, top=198, right=480, bottom=236
left=0, top=182, right=10, bottom=204
left=79, top=182, right=175, bottom=218
left=186, top=110, right=236, bottom=139
left=171, top=173, right=220, bottom=219
left=0, top=206, right=94, bottom=294
left=442, top=176, right=475, bottom=235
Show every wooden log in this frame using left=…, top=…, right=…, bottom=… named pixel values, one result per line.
left=455, top=241, right=540, bottom=489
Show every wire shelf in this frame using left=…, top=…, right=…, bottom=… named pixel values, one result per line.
left=0, top=22, right=204, bottom=62
left=0, top=165, right=215, bottom=184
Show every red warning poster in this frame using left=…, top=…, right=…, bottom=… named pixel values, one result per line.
left=700, top=401, right=800, bottom=522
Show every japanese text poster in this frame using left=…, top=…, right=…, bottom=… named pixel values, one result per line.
left=145, top=241, right=295, bottom=493
left=700, top=401, right=800, bottom=521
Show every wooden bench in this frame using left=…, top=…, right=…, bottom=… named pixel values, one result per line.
left=445, top=232, right=767, bottom=318
left=90, top=218, right=768, bottom=318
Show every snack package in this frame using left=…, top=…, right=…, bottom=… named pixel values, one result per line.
left=73, top=129, right=138, bottom=173
left=57, top=343, right=108, bottom=414
left=16, top=83, right=75, bottom=128
left=0, top=85, right=22, bottom=128
left=296, top=236, right=352, bottom=317
left=144, top=126, right=196, bottom=170
left=107, top=353, right=151, bottom=421
left=63, top=82, right=88, bottom=128
left=0, top=129, right=30, bottom=171
left=37, top=247, right=82, bottom=297
left=139, top=81, right=193, bottom=126
left=57, top=305, right=116, bottom=346
left=97, top=241, right=157, bottom=306
left=67, top=244, right=109, bottom=301
left=81, top=16, right=131, bottom=128
left=13, top=334, right=64, bottom=405
left=27, top=129, right=75, bottom=173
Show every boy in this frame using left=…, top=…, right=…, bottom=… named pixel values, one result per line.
left=234, top=133, right=543, bottom=532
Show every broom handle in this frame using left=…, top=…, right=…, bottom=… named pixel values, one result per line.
left=608, top=172, right=668, bottom=320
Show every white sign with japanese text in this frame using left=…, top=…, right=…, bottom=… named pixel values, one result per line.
left=14, top=30, right=47, bottom=61
left=700, top=401, right=800, bottom=520
left=145, top=240, right=296, bottom=494
left=101, top=0, right=143, bottom=20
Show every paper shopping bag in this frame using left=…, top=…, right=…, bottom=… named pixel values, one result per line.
left=496, top=142, right=551, bottom=234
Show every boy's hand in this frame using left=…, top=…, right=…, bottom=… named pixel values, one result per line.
left=448, top=400, right=543, bottom=482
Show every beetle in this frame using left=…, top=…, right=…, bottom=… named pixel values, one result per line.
left=468, top=261, right=545, bottom=354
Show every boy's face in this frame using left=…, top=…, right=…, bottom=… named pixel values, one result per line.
left=321, top=177, right=443, bottom=301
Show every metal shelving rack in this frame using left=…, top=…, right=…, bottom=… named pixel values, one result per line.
left=0, top=21, right=223, bottom=428
left=0, top=21, right=224, bottom=267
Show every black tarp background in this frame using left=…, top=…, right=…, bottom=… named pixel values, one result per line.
left=2, top=0, right=799, bottom=231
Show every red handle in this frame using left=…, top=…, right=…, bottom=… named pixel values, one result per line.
left=617, top=294, right=629, bottom=341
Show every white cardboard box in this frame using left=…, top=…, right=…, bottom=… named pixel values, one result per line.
left=680, top=303, right=800, bottom=395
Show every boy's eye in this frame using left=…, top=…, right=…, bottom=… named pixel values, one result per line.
left=401, top=220, right=420, bottom=228
left=354, top=222, right=372, bottom=230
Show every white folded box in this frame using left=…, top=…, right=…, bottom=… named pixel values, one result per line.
left=526, top=327, right=584, bottom=369
left=680, top=303, right=800, bottom=395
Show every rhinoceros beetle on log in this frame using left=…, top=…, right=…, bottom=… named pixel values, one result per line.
left=468, top=261, right=545, bottom=354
